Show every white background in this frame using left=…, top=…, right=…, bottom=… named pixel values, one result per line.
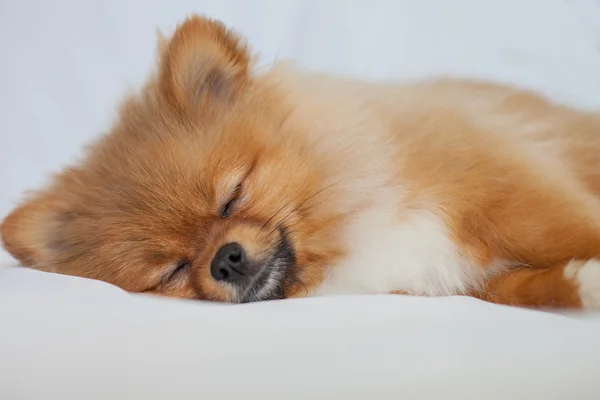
left=2, top=2, right=600, bottom=398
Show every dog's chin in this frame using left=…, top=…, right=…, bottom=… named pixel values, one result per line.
left=235, top=229, right=296, bottom=304
left=235, top=262, right=288, bottom=303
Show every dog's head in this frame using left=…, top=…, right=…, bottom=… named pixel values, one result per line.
left=0, top=16, right=348, bottom=302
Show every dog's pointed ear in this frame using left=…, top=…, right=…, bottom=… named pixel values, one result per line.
left=156, top=28, right=169, bottom=55
left=1, top=192, right=58, bottom=267
left=157, top=16, right=251, bottom=116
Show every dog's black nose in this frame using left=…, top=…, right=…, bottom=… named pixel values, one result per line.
left=211, top=242, right=247, bottom=282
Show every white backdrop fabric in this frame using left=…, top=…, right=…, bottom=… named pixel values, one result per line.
left=1, top=1, right=600, bottom=398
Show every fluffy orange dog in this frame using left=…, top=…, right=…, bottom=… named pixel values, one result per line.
left=2, top=15, right=600, bottom=308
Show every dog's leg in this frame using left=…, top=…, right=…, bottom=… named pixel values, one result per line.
left=473, top=260, right=600, bottom=309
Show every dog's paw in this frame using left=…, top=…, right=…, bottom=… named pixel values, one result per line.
left=564, top=259, right=600, bottom=309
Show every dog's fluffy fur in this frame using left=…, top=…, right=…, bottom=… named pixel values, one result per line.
left=2, top=16, right=600, bottom=308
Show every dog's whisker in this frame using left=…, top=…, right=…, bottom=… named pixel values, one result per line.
left=267, top=180, right=345, bottom=237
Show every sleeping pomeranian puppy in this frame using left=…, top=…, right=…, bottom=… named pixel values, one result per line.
left=2, top=15, right=600, bottom=308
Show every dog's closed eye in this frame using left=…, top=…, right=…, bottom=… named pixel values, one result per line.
left=163, top=259, right=192, bottom=284
left=221, top=184, right=242, bottom=218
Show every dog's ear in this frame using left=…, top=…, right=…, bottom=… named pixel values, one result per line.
left=1, top=191, right=60, bottom=267
left=1, top=166, right=85, bottom=268
left=156, top=28, right=169, bottom=55
left=157, top=15, right=251, bottom=116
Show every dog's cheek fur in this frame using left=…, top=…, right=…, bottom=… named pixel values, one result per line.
left=244, top=160, right=349, bottom=299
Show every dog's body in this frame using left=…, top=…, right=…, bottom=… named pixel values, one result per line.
left=2, top=16, right=600, bottom=308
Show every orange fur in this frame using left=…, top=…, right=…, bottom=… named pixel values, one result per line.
left=2, top=15, right=600, bottom=308
left=473, top=262, right=583, bottom=308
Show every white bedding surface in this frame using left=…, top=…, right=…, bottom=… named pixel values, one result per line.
left=2, top=1, right=600, bottom=398
left=2, top=266, right=600, bottom=399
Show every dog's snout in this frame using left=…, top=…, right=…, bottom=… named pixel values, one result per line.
left=211, top=242, right=247, bottom=282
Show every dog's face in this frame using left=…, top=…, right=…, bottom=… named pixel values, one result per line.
left=0, top=16, right=347, bottom=302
